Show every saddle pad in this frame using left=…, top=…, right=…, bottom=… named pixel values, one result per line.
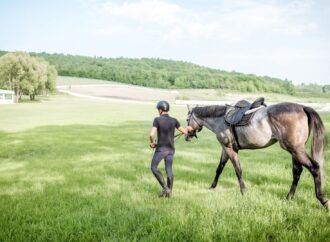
left=225, top=106, right=263, bottom=126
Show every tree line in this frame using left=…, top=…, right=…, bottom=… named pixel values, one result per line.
left=297, top=83, right=330, bottom=94
left=0, top=51, right=57, bottom=102
left=27, top=52, right=295, bottom=94
left=1, top=50, right=328, bottom=96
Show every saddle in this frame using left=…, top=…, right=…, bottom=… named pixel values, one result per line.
left=225, top=97, right=266, bottom=126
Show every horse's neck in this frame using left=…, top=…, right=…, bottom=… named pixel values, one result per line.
left=201, top=116, right=224, bottom=133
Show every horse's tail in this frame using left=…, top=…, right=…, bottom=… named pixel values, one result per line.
left=304, top=106, right=327, bottom=184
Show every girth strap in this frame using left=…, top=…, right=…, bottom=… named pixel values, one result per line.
left=230, top=125, right=241, bottom=151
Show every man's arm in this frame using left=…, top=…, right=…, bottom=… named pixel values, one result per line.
left=149, top=127, right=157, bottom=148
left=177, top=126, right=193, bottom=134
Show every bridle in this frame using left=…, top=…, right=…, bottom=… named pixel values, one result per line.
left=192, top=113, right=203, bottom=131
left=187, top=110, right=203, bottom=138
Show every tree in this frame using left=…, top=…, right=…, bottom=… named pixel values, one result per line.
left=0, top=51, right=57, bottom=102
left=0, top=51, right=297, bottom=94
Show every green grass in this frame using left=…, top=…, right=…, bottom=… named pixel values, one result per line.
left=0, top=95, right=330, bottom=241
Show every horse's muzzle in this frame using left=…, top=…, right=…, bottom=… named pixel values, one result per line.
left=185, top=132, right=197, bottom=142
left=185, top=134, right=192, bottom=142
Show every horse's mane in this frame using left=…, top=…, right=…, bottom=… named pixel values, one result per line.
left=193, top=105, right=227, bottom=118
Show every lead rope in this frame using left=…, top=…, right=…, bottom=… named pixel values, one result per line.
left=174, top=133, right=183, bottom=142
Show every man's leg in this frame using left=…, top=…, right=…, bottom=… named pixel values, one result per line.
left=151, top=151, right=168, bottom=194
left=164, top=151, right=174, bottom=196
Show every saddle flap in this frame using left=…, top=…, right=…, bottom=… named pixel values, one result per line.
left=225, top=106, right=251, bottom=125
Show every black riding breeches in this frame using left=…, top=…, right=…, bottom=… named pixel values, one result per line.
left=151, top=150, right=174, bottom=189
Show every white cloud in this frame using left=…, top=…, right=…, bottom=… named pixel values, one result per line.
left=90, top=0, right=318, bottom=41
left=210, top=1, right=318, bottom=40
left=79, top=0, right=329, bottom=83
left=100, top=0, right=181, bottom=23
left=94, top=24, right=141, bottom=36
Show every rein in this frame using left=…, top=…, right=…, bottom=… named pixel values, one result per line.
left=174, top=132, right=183, bottom=142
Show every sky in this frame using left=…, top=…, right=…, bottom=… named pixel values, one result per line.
left=0, top=0, right=330, bottom=84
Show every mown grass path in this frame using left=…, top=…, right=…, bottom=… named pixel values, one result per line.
left=0, top=95, right=329, bottom=241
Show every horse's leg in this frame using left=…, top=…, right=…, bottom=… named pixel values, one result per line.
left=294, top=149, right=329, bottom=208
left=225, top=147, right=246, bottom=194
left=209, top=148, right=229, bottom=189
left=286, top=157, right=303, bottom=200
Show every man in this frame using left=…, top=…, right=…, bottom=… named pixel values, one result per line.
left=150, top=100, right=192, bottom=197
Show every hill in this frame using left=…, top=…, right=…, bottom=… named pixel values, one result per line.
left=0, top=50, right=295, bottom=94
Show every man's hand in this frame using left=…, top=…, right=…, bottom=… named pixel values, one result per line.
left=177, top=126, right=193, bottom=134
left=150, top=127, right=157, bottom=148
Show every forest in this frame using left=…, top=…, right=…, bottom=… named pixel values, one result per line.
left=1, top=50, right=329, bottom=94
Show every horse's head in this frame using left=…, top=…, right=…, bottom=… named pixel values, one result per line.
left=185, top=105, right=203, bottom=142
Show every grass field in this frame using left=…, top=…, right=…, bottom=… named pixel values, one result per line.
left=0, top=94, right=330, bottom=241
left=57, top=76, right=330, bottom=104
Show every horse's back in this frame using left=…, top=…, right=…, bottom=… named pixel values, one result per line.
left=267, top=102, right=305, bottom=115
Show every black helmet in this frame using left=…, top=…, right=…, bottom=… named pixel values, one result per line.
left=156, top=100, right=170, bottom=112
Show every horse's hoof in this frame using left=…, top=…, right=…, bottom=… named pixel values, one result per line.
left=209, top=183, right=216, bottom=190
left=323, top=201, right=330, bottom=211
left=286, top=194, right=293, bottom=200
left=241, top=188, right=247, bottom=195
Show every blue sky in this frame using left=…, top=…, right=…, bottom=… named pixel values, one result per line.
left=1, top=0, right=330, bottom=84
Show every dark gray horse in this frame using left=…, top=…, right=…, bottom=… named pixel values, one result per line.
left=185, top=102, right=329, bottom=210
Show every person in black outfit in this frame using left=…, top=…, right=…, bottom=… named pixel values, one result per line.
left=149, top=100, right=192, bottom=197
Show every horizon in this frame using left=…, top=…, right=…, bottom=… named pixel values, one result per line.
left=1, top=0, right=330, bottom=85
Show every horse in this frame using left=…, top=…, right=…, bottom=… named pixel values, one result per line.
left=185, top=101, right=329, bottom=210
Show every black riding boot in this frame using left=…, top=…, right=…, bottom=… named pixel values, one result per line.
left=166, top=176, right=174, bottom=197
left=151, top=167, right=170, bottom=197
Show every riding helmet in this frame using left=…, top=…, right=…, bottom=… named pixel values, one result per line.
left=156, top=100, right=170, bottom=112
